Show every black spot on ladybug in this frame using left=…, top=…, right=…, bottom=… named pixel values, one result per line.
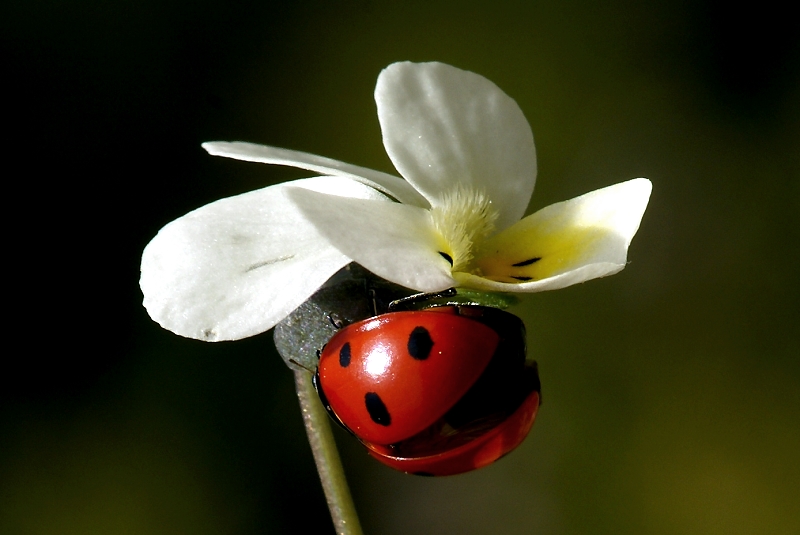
left=339, top=342, right=351, bottom=367
left=365, top=392, right=391, bottom=426
left=511, top=276, right=533, bottom=281
left=407, top=326, right=434, bottom=360
left=512, top=257, right=541, bottom=267
left=438, top=251, right=454, bottom=266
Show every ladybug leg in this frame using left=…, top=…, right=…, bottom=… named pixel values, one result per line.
left=286, top=358, right=315, bottom=374
left=368, top=288, right=379, bottom=317
left=326, top=313, right=345, bottom=329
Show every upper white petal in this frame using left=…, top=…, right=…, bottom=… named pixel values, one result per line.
left=202, top=141, right=429, bottom=208
left=375, top=61, right=536, bottom=230
left=470, top=178, right=652, bottom=292
left=140, top=177, right=388, bottom=341
left=286, top=188, right=457, bottom=293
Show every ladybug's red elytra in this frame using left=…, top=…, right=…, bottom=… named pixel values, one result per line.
left=314, top=304, right=541, bottom=476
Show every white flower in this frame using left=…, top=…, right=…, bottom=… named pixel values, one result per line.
left=140, top=61, right=651, bottom=342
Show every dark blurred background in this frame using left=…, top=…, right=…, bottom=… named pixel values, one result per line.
left=3, top=1, right=798, bottom=534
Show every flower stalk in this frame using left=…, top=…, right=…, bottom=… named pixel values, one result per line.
left=294, top=369, right=364, bottom=535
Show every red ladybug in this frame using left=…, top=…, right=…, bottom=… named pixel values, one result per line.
left=314, top=305, right=541, bottom=476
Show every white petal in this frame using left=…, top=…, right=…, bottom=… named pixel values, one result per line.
left=468, top=178, right=652, bottom=292
left=375, top=62, right=536, bottom=230
left=286, top=187, right=457, bottom=293
left=140, top=177, right=388, bottom=341
left=202, top=141, right=429, bottom=208
left=455, top=263, right=627, bottom=293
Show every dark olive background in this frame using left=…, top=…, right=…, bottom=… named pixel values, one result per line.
left=3, top=1, right=798, bottom=534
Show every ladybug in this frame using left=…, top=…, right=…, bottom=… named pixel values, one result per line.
left=314, top=304, right=541, bottom=476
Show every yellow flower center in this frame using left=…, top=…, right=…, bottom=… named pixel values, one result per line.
left=430, top=186, right=498, bottom=273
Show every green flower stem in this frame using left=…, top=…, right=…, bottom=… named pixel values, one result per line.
left=294, top=370, right=364, bottom=535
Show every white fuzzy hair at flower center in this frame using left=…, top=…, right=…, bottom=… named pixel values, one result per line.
left=430, top=185, right=499, bottom=273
